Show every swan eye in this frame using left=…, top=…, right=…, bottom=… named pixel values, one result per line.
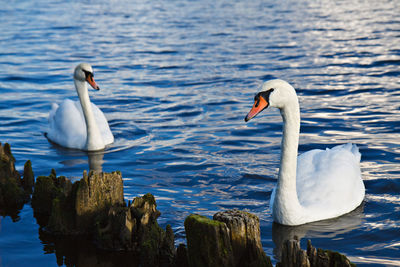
left=266, top=88, right=274, bottom=94
left=254, top=93, right=262, bottom=107
left=82, top=70, right=92, bottom=78
left=253, top=88, right=274, bottom=108
left=260, top=88, right=274, bottom=100
left=83, top=70, right=96, bottom=84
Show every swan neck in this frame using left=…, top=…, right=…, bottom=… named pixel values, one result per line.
left=74, top=79, right=104, bottom=151
left=278, top=103, right=300, bottom=187
left=273, top=100, right=302, bottom=225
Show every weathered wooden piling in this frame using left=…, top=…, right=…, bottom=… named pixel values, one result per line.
left=95, top=193, right=175, bottom=266
left=185, top=214, right=235, bottom=267
left=214, top=209, right=272, bottom=267
left=0, top=142, right=33, bottom=218
left=185, top=210, right=273, bottom=267
left=276, top=238, right=355, bottom=267
left=2, top=141, right=358, bottom=267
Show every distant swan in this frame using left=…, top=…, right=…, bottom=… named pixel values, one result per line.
left=245, top=79, right=365, bottom=226
left=46, top=63, right=114, bottom=151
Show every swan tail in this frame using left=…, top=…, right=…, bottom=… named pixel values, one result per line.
left=49, top=103, right=59, bottom=121
left=346, top=143, right=361, bottom=162
left=330, top=143, right=361, bottom=162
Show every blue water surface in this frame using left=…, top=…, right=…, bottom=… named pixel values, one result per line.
left=1, top=0, right=400, bottom=266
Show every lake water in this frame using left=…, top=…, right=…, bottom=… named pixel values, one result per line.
left=1, top=0, right=400, bottom=266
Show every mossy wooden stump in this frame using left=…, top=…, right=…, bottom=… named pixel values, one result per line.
left=277, top=237, right=309, bottom=267
left=32, top=170, right=124, bottom=234
left=185, top=210, right=272, bottom=267
left=0, top=141, right=361, bottom=267
left=75, top=170, right=124, bottom=231
left=32, top=170, right=174, bottom=267
left=277, top=238, right=356, bottom=267
left=214, top=209, right=272, bottom=267
left=307, top=239, right=355, bottom=267
left=185, top=214, right=234, bottom=267
left=95, top=193, right=175, bottom=267
left=0, top=142, right=34, bottom=218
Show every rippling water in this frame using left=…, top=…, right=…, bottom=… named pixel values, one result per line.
left=1, top=0, right=400, bottom=266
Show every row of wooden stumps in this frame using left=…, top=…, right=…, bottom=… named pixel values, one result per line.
left=0, top=142, right=355, bottom=267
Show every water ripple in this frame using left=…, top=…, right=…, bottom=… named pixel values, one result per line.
left=0, top=0, right=400, bottom=266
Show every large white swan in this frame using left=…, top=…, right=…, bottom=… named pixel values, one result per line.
left=46, top=63, right=114, bottom=151
left=245, top=79, right=365, bottom=226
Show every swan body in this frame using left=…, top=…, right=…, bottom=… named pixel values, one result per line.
left=245, top=79, right=365, bottom=226
left=47, top=63, right=114, bottom=151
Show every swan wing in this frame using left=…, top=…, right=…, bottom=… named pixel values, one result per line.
left=296, top=143, right=364, bottom=216
left=269, top=186, right=276, bottom=213
left=91, top=102, right=114, bottom=145
left=47, top=99, right=87, bottom=149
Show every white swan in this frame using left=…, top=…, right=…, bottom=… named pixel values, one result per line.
left=245, top=79, right=365, bottom=226
left=46, top=63, right=114, bottom=151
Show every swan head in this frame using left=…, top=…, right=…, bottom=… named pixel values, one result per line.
left=245, top=79, right=297, bottom=122
left=74, top=63, right=100, bottom=90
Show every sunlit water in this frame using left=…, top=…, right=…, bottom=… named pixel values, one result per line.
left=1, top=0, right=400, bottom=266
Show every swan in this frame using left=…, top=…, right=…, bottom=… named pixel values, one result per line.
left=46, top=63, right=114, bottom=151
left=245, top=79, right=365, bottom=226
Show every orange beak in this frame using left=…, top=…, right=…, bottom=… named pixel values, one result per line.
left=86, top=74, right=100, bottom=90
left=245, top=95, right=269, bottom=122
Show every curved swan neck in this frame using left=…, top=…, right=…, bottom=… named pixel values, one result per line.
left=273, top=98, right=302, bottom=225
left=278, top=102, right=300, bottom=188
left=74, top=79, right=104, bottom=151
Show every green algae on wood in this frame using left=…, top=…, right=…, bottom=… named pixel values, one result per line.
left=0, top=143, right=19, bottom=181
left=184, top=214, right=234, bottom=267
left=0, top=175, right=24, bottom=209
left=95, top=205, right=133, bottom=250
left=175, top=243, right=189, bottom=267
left=160, top=224, right=175, bottom=266
left=32, top=170, right=71, bottom=214
left=32, top=170, right=124, bottom=234
left=0, top=142, right=33, bottom=218
left=75, top=170, right=124, bottom=232
left=32, top=173, right=59, bottom=216
left=307, top=239, right=356, bottom=267
left=95, top=193, right=175, bottom=267
left=277, top=239, right=356, bottom=267
left=32, top=170, right=175, bottom=266
left=132, top=193, right=175, bottom=267
left=22, top=160, right=34, bottom=193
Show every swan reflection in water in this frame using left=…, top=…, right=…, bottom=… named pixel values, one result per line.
left=49, top=143, right=106, bottom=173
left=86, top=150, right=105, bottom=172
left=271, top=203, right=365, bottom=261
left=59, top=151, right=105, bottom=173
